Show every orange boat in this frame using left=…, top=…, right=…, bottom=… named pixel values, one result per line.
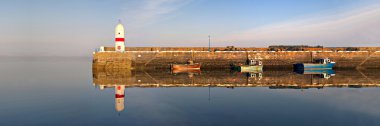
left=171, top=60, right=201, bottom=71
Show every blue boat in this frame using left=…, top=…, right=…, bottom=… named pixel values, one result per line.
left=294, top=58, right=335, bottom=70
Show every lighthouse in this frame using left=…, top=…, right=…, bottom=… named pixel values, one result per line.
left=115, top=21, right=125, bottom=52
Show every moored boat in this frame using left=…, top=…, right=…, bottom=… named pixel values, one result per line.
left=232, top=59, right=263, bottom=72
left=294, top=58, right=335, bottom=70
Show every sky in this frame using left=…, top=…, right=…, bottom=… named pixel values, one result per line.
left=1, top=0, right=380, bottom=56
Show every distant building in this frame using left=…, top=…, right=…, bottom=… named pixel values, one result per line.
left=268, top=45, right=323, bottom=51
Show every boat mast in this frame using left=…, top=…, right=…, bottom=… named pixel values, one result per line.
left=208, top=35, right=211, bottom=52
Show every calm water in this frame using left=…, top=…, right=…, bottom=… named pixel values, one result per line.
left=1, top=58, right=380, bottom=126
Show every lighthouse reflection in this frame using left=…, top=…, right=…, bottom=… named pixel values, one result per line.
left=115, top=85, right=125, bottom=112
left=92, top=69, right=380, bottom=112
left=96, top=84, right=126, bottom=112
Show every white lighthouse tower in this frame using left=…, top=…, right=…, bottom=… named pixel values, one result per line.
left=115, top=21, right=125, bottom=52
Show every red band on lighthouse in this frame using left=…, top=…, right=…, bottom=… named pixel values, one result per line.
left=115, top=94, right=125, bottom=98
left=115, top=38, right=125, bottom=41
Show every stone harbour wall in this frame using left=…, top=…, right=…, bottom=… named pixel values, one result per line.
left=93, top=47, right=380, bottom=70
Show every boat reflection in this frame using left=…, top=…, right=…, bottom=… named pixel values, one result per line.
left=172, top=69, right=201, bottom=74
left=247, top=72, right=263, bottom=80
left=92, top=69, right=380, bottom=112
left=171, top=69, right=201, bottom=78
left=294, top=69, right=336, bottom=79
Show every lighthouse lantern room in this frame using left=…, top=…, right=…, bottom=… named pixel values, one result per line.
left=115, top=21, right=125, bottom=52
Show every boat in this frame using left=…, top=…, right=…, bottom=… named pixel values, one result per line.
left=171, top=60, right=201, bottom=71
left=232, top=59, right=263, bottom=72
left=293, top=58, right=335, bottom=70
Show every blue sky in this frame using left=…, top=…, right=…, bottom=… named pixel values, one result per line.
left=1, top=0, right=380, bottom=56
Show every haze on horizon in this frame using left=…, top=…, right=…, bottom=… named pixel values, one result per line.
left=1, top=0, right=380, bottom=56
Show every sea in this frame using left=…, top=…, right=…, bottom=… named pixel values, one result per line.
left=0, top=57, right=379, bottom=126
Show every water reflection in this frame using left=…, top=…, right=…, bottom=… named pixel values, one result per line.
left=96, top=83, right=127, bottom=113
left=115, top=85, right=125, bottom=112
left=2, top=59, right=380, bottom=125
left=92, top=68, right=380, bottom=112
left=93, top=69, right=380, bottom=88
left=294, top=69, right=336, bottom=79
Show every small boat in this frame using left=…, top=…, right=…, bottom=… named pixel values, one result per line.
left=294, top=58, right=335, bottom=70
left=171, top=60, right=201, bottom=71
left=232, top=59, right=263, bottom=72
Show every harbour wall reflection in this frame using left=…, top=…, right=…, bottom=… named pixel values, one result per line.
left=93, top=69, right=380, bottom=89
left=92, top=69, right=380, bottom=112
